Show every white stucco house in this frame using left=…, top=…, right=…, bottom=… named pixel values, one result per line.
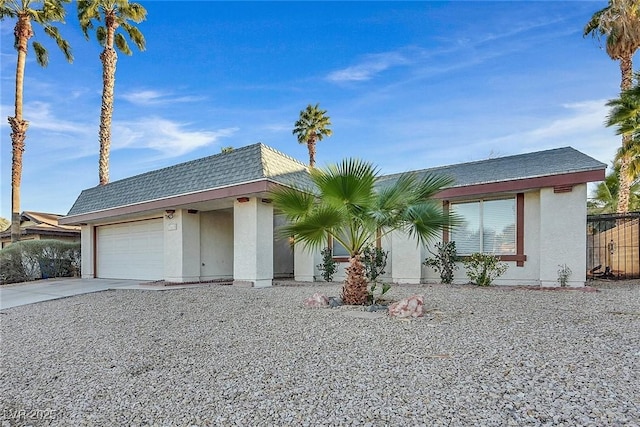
left=60, top=143, right=605, bottom=287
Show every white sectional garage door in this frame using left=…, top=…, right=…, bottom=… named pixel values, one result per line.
left=96, top=219, right=164, bottom=280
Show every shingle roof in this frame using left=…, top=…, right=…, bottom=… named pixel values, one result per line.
left=65, top=144, right=605, bottom=218
left=376, top=146, right=606, bottom=189
left=66, top=143, right=311, bottom=216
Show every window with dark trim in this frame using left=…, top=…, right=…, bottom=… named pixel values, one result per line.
left=328, top=230, right=383, bottom=263
left=445, top=193, right=526, bottom=266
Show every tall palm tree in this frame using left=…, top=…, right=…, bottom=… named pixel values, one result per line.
left=271, top=159, right=454, bottom=305
left=1, top=0, right=73, bottom=243
left=292, top=103, right=332, bottom=168
left=77, top=0, right=146, bottom=186
left=585, top=0, right=640, bottom=212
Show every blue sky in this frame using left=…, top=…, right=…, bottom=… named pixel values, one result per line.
left=0, top=1, right=629, bottom=219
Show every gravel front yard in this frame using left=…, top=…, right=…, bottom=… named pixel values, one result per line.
left=1, top=282, right=639, bottom=426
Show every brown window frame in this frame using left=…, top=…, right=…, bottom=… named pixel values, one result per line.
left=444, top=193, right=526, bottom=267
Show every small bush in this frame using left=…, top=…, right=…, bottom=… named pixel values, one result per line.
left=316, top=247, right=338, bottom=282
left=557, top=264, right=572, bottom=287
left=362, top=245, right=388, bottom=282
left=463, top=253, right=508, bottom=286
left=424, top=241, right=459, bottom=284
left=0, top=240, right=81, bottom=285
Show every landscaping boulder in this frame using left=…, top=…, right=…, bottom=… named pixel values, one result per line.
left=303, top=293, right=329, bottom=308
left=388, top=295, right=424, bottom=318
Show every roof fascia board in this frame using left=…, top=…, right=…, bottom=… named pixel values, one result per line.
left=60, top=179, right=272, bottom=225
left=436, top=169, right=605, bottom=199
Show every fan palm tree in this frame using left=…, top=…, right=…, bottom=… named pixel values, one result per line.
left=589, top=166, right=640, bottom=213
left=292, top=103, right=332, bottom=168
left=271, top=159, right=454, bottom=305
left=1, top=0, right=73, bottom=243
left=77, top=0, right=146, bottom=186
left=607, top=74, right=640, bottom=183
left=585, top=0, right=640, bottom=212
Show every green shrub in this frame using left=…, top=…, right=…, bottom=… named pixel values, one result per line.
left=424, top=241, right=459, bottom=284
left=362, top=245, right=388, bottom=282
left=362, top=245, right=390, bottom=304
left=463, top=253, right=508, bottom=286
left=0, top=240, right=81, bottom=284
left=316, top=247, right=338, bottom=282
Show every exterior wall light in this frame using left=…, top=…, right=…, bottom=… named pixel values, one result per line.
left=165, top=209, right=175, bottom=219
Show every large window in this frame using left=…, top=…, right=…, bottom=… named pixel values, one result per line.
left=450, top=198, right=516, bottom=255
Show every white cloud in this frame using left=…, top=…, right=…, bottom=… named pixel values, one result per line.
left=487, top=99, right=618, bottom=167
left=121, top=89, right=205, bottom=106
left=326, top=50, right=415, bottom=82
left=112, top=117, right=238, bottom=156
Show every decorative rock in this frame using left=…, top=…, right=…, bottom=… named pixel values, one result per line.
left=328, top=297, right=343, bottom=308
left=303, top=293, right=329, bottom=308
left=388, top=295, right=424, bottom=318
left=366, top=304, right=389, bottom=312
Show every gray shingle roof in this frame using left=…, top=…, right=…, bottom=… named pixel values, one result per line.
left=376, top=146, right=606, bottom=189
left=66, top=144, right=605, bottom=218
left=66, top=143, right=311, bottom=216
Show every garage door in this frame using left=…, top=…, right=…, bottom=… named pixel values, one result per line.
left=97, top=219, right=164, bottom=280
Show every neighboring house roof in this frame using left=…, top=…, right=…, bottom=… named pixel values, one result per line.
left=377, top=147, right=606, bottom=198
left=63, top=144, right=312, bottom=222
left=62, top=144, right=606, bottom=224
left=0, top=211, right=81, bottom=239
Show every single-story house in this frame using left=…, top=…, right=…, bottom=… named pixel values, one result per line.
left=1, top=211, right=81, bottom=248
left=60, top=143, right=606, bottom=287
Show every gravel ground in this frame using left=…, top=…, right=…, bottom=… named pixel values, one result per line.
left=1, top=282, right=639, bottom=427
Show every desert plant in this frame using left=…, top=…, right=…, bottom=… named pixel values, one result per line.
left=362, top=245, right=388, bottom=282
left=368, top=282, right=391, bottom=305
left=424, top=241, right=460, bottom=284
left=362, top=245, right=390, bottom=304
left=557, top=264, right=572, bottom=287
left=272, top=158, right=454, bottom=305
left=316, top=247, right=338, bottom=282
left=463, top=253, right=508, bottom=286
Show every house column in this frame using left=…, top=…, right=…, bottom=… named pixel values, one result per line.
left=233, top=197, right=273, bottom=287
left=164, top=209, right=201, bottom=283
left=538, top=185, right=587, bottom=287
left=80, top=224, right=95, bottom=278
left=391, top=230, right=424, bottom=284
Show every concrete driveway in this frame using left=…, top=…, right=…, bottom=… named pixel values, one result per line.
left=0, top=278, right=171, bottom=310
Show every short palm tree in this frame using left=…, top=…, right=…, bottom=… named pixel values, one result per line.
left=585, top=0, right=640, bottom=212
left=271, top=159, right=454, bottom=305
left=589, top=166, right=640, bottom=213
left=607, top=75, right=640, bottom=183
left=1, top=0, right=73, bottom=243
left=77, top=0, right=146, bottom=186
left=292, top=103, right=332, bottom=168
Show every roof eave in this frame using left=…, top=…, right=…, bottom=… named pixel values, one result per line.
left=436, top=168, right=605, bottom=199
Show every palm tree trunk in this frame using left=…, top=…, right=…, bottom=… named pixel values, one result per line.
left=617, top=54, right=634, bottom=213
left=98, top=14, right=119, bottom=186
left=307, top=136, right=317, bottom=168
left=98, top=47, right=117, bottom=186
left=341, top=254, right=369, bottom=305
left=9, top=15, right=33, bottom=243
left=618, top=151, right=632, bottom=213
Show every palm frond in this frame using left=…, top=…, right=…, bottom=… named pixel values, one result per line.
left=32, top=41, right=48, bottom=67
left=271, top=186, right=316, bottom=220
left=114, top=32, right=131, bottom=55
left=43, top=24, right=73, bottom=62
